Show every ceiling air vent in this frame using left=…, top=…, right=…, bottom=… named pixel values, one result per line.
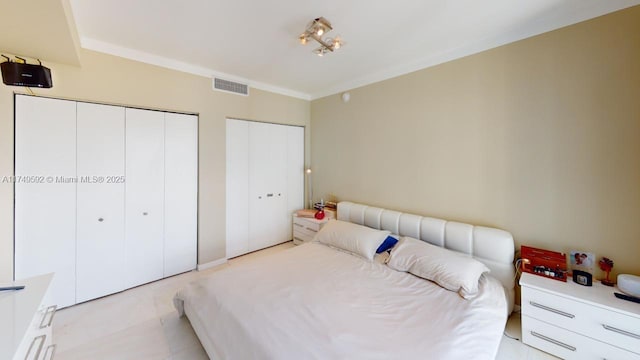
left=213, top=77, right=249, bottom=96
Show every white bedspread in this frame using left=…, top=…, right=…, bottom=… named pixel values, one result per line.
left=174, top=242, right=508, bottom=360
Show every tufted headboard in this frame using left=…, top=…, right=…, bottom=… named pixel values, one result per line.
left=337, top=201, right=516, bottom=313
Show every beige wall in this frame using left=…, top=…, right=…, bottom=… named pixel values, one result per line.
left=0, top=49, right=310, bottom=282
left=311, top=7, right=640, bottom=277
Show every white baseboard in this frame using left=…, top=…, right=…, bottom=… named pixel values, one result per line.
left=197, top=258, right=227, bottom=271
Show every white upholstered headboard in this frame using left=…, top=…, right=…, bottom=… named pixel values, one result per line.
left=337, top=201, right=516, bottom=312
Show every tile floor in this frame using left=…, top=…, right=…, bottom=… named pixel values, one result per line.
left=54, top=242, right=557, bottom=359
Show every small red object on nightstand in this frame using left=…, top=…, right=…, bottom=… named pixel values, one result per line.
left=314, top=209, right=325, bottom=220
left=521, top=246, right=568, bottom=282
left=599, top=257, right=614, bottom=286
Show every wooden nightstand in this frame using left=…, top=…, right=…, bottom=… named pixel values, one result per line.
left=520, top=272, right=640, bottom=359
left=292, top=214, right=330, bottom=245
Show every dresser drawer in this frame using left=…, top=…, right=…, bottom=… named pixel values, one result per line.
left=522, top=316, right=640, bottom=360
left=522, top=286, right=640, bottom=352
left=293, top=232, right=314, bottom=244
left=14, top=304, right=56, bottom=360
left=586, top=306, right=640, bottom=354
left=296, top=225, right=319, bottom=239
left=292, top=217, right=322, bottom=232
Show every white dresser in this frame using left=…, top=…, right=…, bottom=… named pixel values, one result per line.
left=0, top=274, right=55, bottom=360
left=520, top=272, right=640, bottom=359
left=292, top=215, right=331, bottom=245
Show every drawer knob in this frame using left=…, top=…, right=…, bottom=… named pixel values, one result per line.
left=530, top=331, right=576, bottom=352
left=602, top=324, right=640, bottom=340
left=530, top=301, right=575, bottom=319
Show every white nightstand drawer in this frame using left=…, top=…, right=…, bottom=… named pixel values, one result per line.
left=293, top=221, right=319, bottom=237
left=293, top=232, right=314, bottom=242
left=522, top=286, right=640, bottom=352
left=293, top=215, right=330, bottom=245
left=292, top=217, right=322, bottom=232
left=522, top=316, right=640, bottom=360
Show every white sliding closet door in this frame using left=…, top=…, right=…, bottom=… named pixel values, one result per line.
left=285, top=125, right=304, bottom=239
left=226, top=119, right=304, bottom=257
left=125, top=108, right=165, bottom=288
left=164, top=113, right=198, bottom=276
left=226, top=119, right=249, bottom=258
left=14, top=95, right=77, bottom=308
left=248, top=122, right=288, bottom=251
left=76, top=103, right=126, bottom=303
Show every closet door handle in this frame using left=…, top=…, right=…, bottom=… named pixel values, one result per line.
left=266, top=193, right=273, bottom=197
left=98, top=218, right=104, bottom=222
left=39, top=305, right=57, bottom=328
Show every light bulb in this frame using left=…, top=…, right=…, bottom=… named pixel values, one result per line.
left=299, top=35, right=307, bottom=45
left=333, top=39, right=341, bottom=50
left=306, top=168, right=312, bottom=174
left=316, top=28, right=324, bottom=36
left=317, top=50, right=324, bottom=57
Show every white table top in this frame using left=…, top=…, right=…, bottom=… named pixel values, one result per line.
left=0, top=273, right=53, bottom=360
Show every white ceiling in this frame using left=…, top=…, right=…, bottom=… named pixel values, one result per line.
left=69, top=0, right=640, bottom=100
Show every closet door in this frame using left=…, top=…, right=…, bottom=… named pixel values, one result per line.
left=125, top=108, right=165, bottom=288
left=285, top=125, right=304, bottom=239
left=226, top=119, right=249, bottom=258
left=76, top=103, right=126, bottom=303
left=248, top=122, right=288, bottom=251
left=164, top=113, right=198, bottom=276
left=14, top=95, right=77, bottom=308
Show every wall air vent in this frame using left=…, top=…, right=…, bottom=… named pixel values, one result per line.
left=213, top=77, right=249, bottom=96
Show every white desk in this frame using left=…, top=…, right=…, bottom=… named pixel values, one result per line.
left=0, top=274, right=54, bottom=360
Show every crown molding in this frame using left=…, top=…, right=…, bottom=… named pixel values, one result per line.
left=309, top=1, right=640, bottom=100
left=80, top=36, right=311, bottom=101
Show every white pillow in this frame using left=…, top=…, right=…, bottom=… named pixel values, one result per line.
left=314, top=220, right=390, bottom=260
left=387, top=236, right=490, bottom=299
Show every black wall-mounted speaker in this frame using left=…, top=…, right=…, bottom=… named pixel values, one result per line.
left=1, top=61, right=52, bottom=88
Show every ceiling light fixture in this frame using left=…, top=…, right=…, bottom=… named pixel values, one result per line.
left=299, top=17, right=344, bottom=56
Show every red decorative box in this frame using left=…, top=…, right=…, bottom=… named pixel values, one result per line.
left=521, top=246, right=568, bottom=282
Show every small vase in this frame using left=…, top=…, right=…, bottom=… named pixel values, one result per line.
left=314, top=210, right=325, bottom=220
left=602, top=270, right=614, bottom=286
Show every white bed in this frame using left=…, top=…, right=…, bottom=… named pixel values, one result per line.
left=174, top=202, right=515, bottom=359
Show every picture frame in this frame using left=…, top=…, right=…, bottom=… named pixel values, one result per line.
left=570, top=251, right=595, bottom=273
